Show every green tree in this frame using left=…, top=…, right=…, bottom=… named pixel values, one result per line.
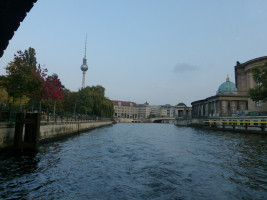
left=61, top=89, right=78, bottom=113
left=75, top=85, right=114, bottom=117
left=249, top=62, right=267, bottom=102
left=0, top=87, right=8, bottom=109
left=3, top=48, right=42, bottom=103
left=24, top=47, right=37, bottom=67
left=76, top=87, right=93, bottom=115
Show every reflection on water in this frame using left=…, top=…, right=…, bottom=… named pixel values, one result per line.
left=0, top=123, right=266, bottom=199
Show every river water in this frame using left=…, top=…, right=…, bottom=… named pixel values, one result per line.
left=0, top=123, right=266, bottom=199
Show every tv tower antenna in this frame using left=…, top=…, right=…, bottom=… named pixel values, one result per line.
left=84, top=33, right=87, bottom=59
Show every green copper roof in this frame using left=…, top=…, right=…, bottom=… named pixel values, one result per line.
left=217, top=75, right=237, bottom=95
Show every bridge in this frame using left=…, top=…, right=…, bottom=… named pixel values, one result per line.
left=147, top=118, right=175, bottom=123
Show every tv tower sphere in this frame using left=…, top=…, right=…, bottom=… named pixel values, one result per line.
left=81, top=58, right=88, bottom=72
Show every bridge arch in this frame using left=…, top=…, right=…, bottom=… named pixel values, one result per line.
left=150, top=118, right=175, bottom=123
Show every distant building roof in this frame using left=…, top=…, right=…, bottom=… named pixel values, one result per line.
left=144, top=101, right=149, bottom=106
left=235, top=56, right=267, bottom=69
left=176, top=103, right=187, bottom=107
left=111, top=100, right=137, bottom=107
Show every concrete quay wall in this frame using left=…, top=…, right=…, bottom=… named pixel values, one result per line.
left=175, top=116, right=267, bottom=133
left=0, top=121, right=113, bottom=151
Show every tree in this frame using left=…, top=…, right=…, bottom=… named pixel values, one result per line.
left=249, top=62, right=267, bottom=102
left=75, top=85, right=114, bottom=117
left=24, top=47, right=37, bottom=67
left=0, top=87, right=8, bottom=109
left=61, top=90, right=78, bottom=113
left=3, top=48, right=43, bottom=106
left=42, top=74, right=65, bottom=115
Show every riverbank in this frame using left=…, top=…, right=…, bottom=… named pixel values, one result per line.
left=0, top=120, right=113, bottom=151
left=175, top=116, right=267, bottom=134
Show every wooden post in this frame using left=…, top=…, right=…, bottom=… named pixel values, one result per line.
left=24, top=113, right=40, bottom=151
left=13, top=113, right=24, bottom=152
left=233, top=120, right=236, bottom=130
left=13, top=113, right=40, bottom=153
left=245, top=120, right=249, bottom=130
left=213, top=120, right=217, bottom=128
left=222, top=121, right=226, bottom=129
left=47, top=108, right=49, bottom=123
left=261, top=120, right=265, bottom=132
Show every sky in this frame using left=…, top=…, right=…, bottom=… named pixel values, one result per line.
left=0, top=0, right=267, bottom=106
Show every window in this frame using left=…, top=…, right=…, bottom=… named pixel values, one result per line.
left=256, top=100, right=262, bottom=107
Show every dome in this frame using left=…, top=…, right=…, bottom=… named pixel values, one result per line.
left=217, top=75, right=237, bottom=95
left=177, top=103, right=187, bottom=107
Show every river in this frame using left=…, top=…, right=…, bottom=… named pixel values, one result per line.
left=0, top=123, right=266, bottom=199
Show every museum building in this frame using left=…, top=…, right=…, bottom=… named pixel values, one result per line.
left=191, top=56, right=267, bottom=118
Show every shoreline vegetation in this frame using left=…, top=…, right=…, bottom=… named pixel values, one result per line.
left=0, top=47, right=114, bottom=119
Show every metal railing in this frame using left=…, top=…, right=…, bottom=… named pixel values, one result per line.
left=204, top=120, right=267, bottom=132
left=0, top=104, right=111, bottom=124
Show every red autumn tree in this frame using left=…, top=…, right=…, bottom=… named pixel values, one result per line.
left=42, top=73, right=65, bottom=115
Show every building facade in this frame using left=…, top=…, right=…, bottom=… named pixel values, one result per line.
left=138, top=102, right=151, bottom=119
left=112, top=100, right=138, bottom=119
left=192, top=75, right=248, bottom=118
left=150, top=105, right=161, bottom=117
left=192, top=56, right=267, bottom=118
left=174, top=103, right=192, bottom=118
left=235, top=56, right=267, bottom=114
left=162, top=104, right=175, bottom=118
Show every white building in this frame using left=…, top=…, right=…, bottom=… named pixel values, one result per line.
left=112, top=100, right=138, bottom=119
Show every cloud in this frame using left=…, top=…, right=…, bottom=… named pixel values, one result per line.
left=172, top=63, right=198, bottom=73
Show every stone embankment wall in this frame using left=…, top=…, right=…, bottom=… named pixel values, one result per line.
left=175, top=118, right=202, bottom=126
left=0, top=121, right=113, bottom=151
left=175, top=116, right=267, bottom=133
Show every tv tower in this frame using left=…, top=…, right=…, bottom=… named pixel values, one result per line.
left=81, top=34, right=88, bottom=88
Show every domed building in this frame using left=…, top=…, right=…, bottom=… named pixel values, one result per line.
left=191, top=74, right=249, bottom=117
left=192, top=56, right=267, bottom=118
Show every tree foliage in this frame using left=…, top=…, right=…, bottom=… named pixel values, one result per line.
left=61, top=85, right=114, bottom=117
left=248, top=62, right=267, bottom=102
left=61, top=89, right=77, bottom=113
left=2, top=48, right=42, bottom=100
left=42, top=73, right=65, bottom=104
left=0, top=87, right=8, bottom=103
